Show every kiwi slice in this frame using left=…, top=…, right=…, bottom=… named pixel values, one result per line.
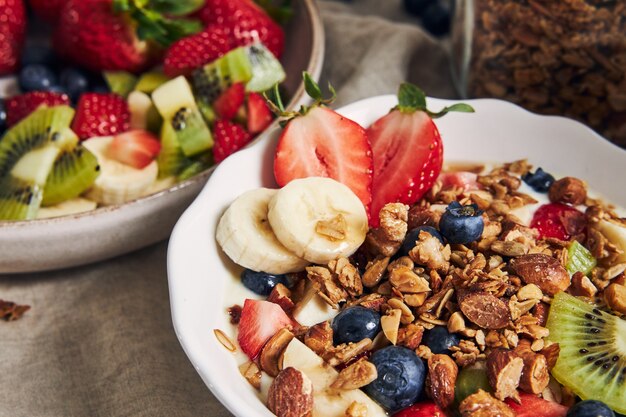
left=104, top=71, right=138, bottom=98
left=0, top=177, right=43, bottom=220
left=158, top=121, right=191, bottom=178
left=546, top=292, right=626, bottom=413
left=191, top=46, right=253, bottom=104
left=42, top=145, right=100, bottom=206
left=134, top=71, right=170, bottom=94
left=245, top=43, right=286, bottom=92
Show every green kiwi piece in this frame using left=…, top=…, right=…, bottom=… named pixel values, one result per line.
left=104, top=71, right=138, bottom=98
left=177, top=153, right=214, bottom=181
left=546, top=292, right=626, bottom=414
left=170, top=107, right=214, bottom=157
left=191, top=46, right=253, bottom=104
left=158, top=122, right=191, bottom=178
left=245, top=43, right=286, bottom=92
left=134, top=71, right=170, bottom=94
left=0, top=177, right=43, bottom=221
left=0, top=106, right=75, bottom=179
left=42, top=145, right=100, bottom=206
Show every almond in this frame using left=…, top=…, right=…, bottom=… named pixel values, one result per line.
left=486, top=348, right=524, bottom=401
left=268, top=284, right=296, bottom=313
left=304, top=321, right=333, bottom=356
left=514, top=340, right=550, bottom=394
left=426, top=354, right=458, bottom=410
left=548, top=177, right=586, bottom=205
left=458, top=291, right=510, bottom=329
left=509, top=254, right=570, bottom=295
left=260, top=328, right=295, bottom=377
left=459, top=389, right=515, bottom=417
left=268, top=367, right=314, bottom=417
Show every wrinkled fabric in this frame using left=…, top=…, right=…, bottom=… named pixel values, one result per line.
left=0, top=2, right=452, bottom=416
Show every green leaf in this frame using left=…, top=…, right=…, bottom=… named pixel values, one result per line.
left=149, top=0, right=205, bottom=16
left=264, top=84, right=285, bottom=114
left=397, top=83, right=426, bottom=112
left=303, top=72, right=322, bottom=102
left=427, top=103, right=475, bottom=119
left=112, top=0, right=131, bottom=12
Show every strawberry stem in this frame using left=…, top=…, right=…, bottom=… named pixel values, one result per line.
left=396, top=83, right=475, bottom=118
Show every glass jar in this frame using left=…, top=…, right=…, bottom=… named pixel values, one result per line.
left=451, top=0, right=626, bottom=148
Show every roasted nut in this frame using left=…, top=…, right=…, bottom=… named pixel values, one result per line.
left=447, top=311, right=466, bottom=334
left=260, top=328, right=295, bottom=377
left=304, top=321, right=333, bottom=356
left=514, top=340, right=550, bottom=394
left=327, top=338, right=372, bottom=367
left=268, top=284, right=295, bottom=313
left=331, top=359, right=378, bottom=390
left=408, top=231, right=451, bottom=271
left=404, top=293, right=428, bottom=307
left=316, top=213, right=347, bottom=241
left=267, top=367, right=314, bottom=417
left=604, top=283, right=626, bottom=314
left=329, top=257, right=363, bottom=297
left=345, top=401, right=368, bottom=417
left=540, top=343, right=561, bottom=370
left=458, top=291, right=510, bottom=329
left=486, top=348, right=524, bottom=401
left=397, top=323, right=424, bottom=350
left=549, top=177, right=587, bottom=205
left=517, top=284, right=543, bottom=301
left=491, top=240, right=527, bottom=257
left=239, top=361, right=262, bottom=390
left=362, top=256, right=390, bottom=288
left=570, top=272, right=598, bottom=297
left=426, top=354, right=458, bottom=410
left=459, top=389, right=515, bottom=417
left=381, top=308, right=402, bottom=345
left=365, top=203, right=408, bottom=256
left=389, top=267, right=431, bottom=293
left=509, top=254, right=571, bottom=295
left=532, top=302, right=550, bottom=327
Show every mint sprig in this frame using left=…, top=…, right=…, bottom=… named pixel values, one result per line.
left=397, top=83, right=475, bottom=118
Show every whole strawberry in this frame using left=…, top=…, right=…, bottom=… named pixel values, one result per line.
left=196, top=0, right=284, bottom=58
left=6, top=91, right=70, bottom=126
left=163, top=25, right=232, bottom=77
left=213, top=119, right=252, bottom=163
left=0, top=0, right=26, bottom=75
left=71, top=93, right=130, bottom=139
left=28, top=0, right=66, bottom=23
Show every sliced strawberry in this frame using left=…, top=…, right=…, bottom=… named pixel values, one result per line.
left=195, top=0, right=285, bottom=58
left=163, top=25, right=232, bottom=77
left=247, top=92, right=273, bottom=134
left=439, top=171, right=480, bottom=192
left=237, top=299, right=292, bottom=360
left=214, top=83, right=245, bottom=120
left=530, top=203, right=586, bottom=240
left=6, top=91, right=71, bottom=126
left=72, top=93, right=130, bottom=140
left=0, top=0, right=26, bottom=75
left=392, top=402, right=446, bottom=417
left=505, top=393, right=569, bottom=417
left=213, top=119, right=252, bottom=163
left=107, top=130, right=161, bottom=169
left=367, top=84, right=473, bottom=225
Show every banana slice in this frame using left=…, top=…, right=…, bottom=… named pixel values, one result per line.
left=83, top=136, right=158, bottom=205
left=268, top=177, right=368, bottom=264
left=216, top=188, right=309, bottom=274
left=597, top=219, right=626, bottom=263
left=37, top=198, right=97, bottom=219
left=282, top=338, right=386, bottom=417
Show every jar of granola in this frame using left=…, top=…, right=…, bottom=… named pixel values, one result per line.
left=451, top=0, right=626, bottom=148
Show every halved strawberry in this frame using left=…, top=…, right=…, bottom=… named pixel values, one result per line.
left=367, top=83, right=474, bottom=225
left=439, top=171, right=480, bottom=192
left=247, top=92, right=273, bottom=134
left=6, top=91, right=70, bottom=126
left=392, top=402, right=445, bottom=417
left=213, top=119, right=252, bottom=163
left=237, top=299, right=292, bottom=360
left=107, top=130, right=161, bottom=169
left=72, top=93, right=130, bottom=140
left=530, top=203, right=586, bottom=241
left=163, top=25, right=232, bottom=77
left=214, top=82, right=245, bottom=120
left=0, top=0, right=26, bottom=75
left=273, top=75, right=372, bottom=213
left=505, top=393, right=569, bottom=417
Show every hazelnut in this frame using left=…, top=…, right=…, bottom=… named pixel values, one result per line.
left=549, top=177, right=586, bottom=205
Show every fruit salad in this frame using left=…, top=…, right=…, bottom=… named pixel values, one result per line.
left=0, top=0, right=288, bottom=220
left=215, top=79, right=626, bottom=417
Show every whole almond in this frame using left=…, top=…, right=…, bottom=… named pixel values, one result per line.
left=458, top=291, right=510, bottom=329
left=267, top=367, right=314, bottom=417
left=509, top=254, right=570, bottom=295
left=549, top=177, right=586, bottom=205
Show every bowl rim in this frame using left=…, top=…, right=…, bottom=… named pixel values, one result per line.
left=0, top=0, right=325, bottom=228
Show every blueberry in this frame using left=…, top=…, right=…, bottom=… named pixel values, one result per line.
left=399, top=226, right=444, bottom=257
left=60, top=67, right=90, bottom=102
left=422, top=326, right=460, bottom=354
left=566, top=400, right=616, bottom=417
left=403, top=0, right=437, bottom=16
left=332, top=306, right=380, bottom=345
left=21, top=45, right=55, bottom=67
left=19, top=64, right=57, bottom=92
left=439, top=201, right=484, bottom=244
left=522, top=167, right=555, bottom=193
left=422, top=2, right=451, bottom=36
left=364, top=346, right=426, bottom=411
left=240, top=269, right=288, bottom=296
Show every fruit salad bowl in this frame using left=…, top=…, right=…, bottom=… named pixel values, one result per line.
left=0, top=0, right=324, bottom=273
left=167, top=94, right=626, bottom=417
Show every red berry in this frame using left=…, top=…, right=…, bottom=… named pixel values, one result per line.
left=0, top=0, right=26, bottom=75
left=195, top=0, right=285, bottom=58
left=72, top=93, right=130, bottom=140
left=29, top=0, right=66, bottom=22
left=530, top=203, right=586, bottom=241
left=163, top=25, right=232, bottom=77
left=213, top=119, right=252, bottom=163
left=6, top=91, right=70, bottom=126
left=247, top=92, right=273, bottom=134
left=237, top=299, right=292, bottom=360
left=505, top=392, right=569, bottom=417
left=273, top=106, right=373, bottom=213
left=393, top=402, right=446, bottom=417
left=214, top=82, right=245, bottom=120
left=107, top=130, right=161, bottom=169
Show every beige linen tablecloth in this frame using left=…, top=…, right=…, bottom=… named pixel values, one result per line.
left=0, top=1, right=454, bottom=415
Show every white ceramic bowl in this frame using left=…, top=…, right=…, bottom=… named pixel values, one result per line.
left=167, top=95, right=626, bottom=416
left=0, top=0, right=325, bottom=273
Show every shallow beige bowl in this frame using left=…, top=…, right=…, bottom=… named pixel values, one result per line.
left=0, top=0, right=325, bottom=273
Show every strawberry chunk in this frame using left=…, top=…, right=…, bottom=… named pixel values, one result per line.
left=107, top=130, right=161, bottom=169
left=214, top=83, right=245, bottom=120
left=505, top=393, right=569, bottom=417
left=439, top=171, right=480, bottom=192
left=530, top=203, right=586, bottom=240
left=213, top=119, right=252, bottom=163
left=237, top=299, right=292, bottom=360
left=6, top=91, right=71, bottom=126
left=392, top=402, right=445, bottom=417
left=72, top=93, right=130, bottom=140
left=247, top=92, right=273, bottom=134
left=274, top=106, right=373, bottom=212
left=0, top=0, right=26, bottom=75
left=163, top=25, right=232, bottom=77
